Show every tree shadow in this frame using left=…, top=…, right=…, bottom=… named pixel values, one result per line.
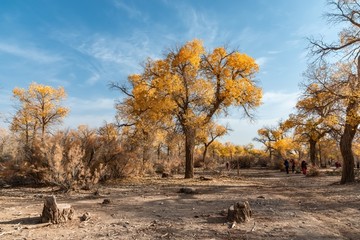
left=0, top=216, right=41, bottom=225
left=206, top=215, right=226, bottom=224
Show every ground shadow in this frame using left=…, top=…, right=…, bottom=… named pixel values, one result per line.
left=0, top=216, right=41, bottom=225
left=206, top=215, right=226, bottom=224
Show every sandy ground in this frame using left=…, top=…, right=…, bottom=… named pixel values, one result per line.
left=0, top=169, right=359, bottom=240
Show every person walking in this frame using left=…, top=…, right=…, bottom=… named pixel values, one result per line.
left=284, top=159, right=290, bottom=174
left=301, top=160, right=307, bottom=175
left=291, top=159, right=295, bottom=173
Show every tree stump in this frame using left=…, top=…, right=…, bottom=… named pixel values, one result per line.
left=178, top=187, right=197, bottom=194
left=41, top=195, right=74, bottom=224
left=227, top=201, right=252, bottom=223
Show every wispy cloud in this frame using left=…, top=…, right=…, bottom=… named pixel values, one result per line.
left=0, top=42, right=61, bottom=63
left=217, top=91, right=300, bottom=147
left=267, top=50, right=281, bottom=55
left=63, top=96, right=116, bottom=129
left=66, top=97, right=115, bottom=111
left=112, top=0, right=146, bottom=21
left=256, top=57, right=267, bottom=67
left=259, top=91, right=299, bottom=120
left=76, top=33, right=154, bottom=74
left=86, top=72, right=100, bottom=85
left=63, top=114, right=115, bottom=129
left=262, top=91, right=299, bottom=103
left=170, top=3, right=219, bottom=46
left=233, top=27, right=262, bottom=50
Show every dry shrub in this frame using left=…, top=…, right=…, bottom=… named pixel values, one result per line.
left=254, top=157, right=269, bottom=168
left=203, top=158, right=218, bottom=170
left=105, top=152, right=143, bottom=179
left=307, top=166, right=321, bottom=177
left=7, top=124, right=190, bottom=187
left=152, top=157, right=183, bottom=175
left=194, top=158, right=204, bottom=168
left=229, top=156, right=253, bottom=169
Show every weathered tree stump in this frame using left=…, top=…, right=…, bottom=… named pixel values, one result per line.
left=178, top=187, right=197, bottom=194
left=41, top=195, right=74, bottom=224
left=227, top=201, right=252, bottom=223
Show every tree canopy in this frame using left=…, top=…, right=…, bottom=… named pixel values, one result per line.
left=113, top=39, right=262, bottom=178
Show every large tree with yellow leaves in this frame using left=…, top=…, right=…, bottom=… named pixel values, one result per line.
left=113, top=39, right=262, bottom=178
left=300, top=62, right=360, bottom=183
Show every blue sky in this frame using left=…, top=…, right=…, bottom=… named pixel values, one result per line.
left=0, top=0, right=341, bottom=146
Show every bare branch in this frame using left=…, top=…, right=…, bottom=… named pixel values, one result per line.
left=109, top=82, right=134, bottom=98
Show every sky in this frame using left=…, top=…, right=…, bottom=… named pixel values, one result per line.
left=0, top=0, right=342, bottom=147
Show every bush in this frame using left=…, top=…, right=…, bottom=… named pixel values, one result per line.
left=154, top=163, right=165, bottom=174
left=307, top=166, right=320, bottom=177
left=0, top=154, right=13, bottom=163
left=229, top=156, right=254, bottom=169
left=194, top=158, right=204, bottom=168
left=254, top=157, right=269, bottom=168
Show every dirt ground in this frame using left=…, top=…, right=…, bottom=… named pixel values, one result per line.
left=0, top=168, right=360, bottom=240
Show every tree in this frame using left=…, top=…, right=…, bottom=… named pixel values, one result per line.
left=310, top=0, right=360, bottom=60
left=254, top=124, right=288, bottom=161
left=309, top=0, right=360, bottom=183
left=10, top=108, right=37, bottom=146
left=254, top=126, right=278, bottom=161
left=196, top=121, right=228, bottom=166
left=284, top=114, right=326, bottom=166
left=301, top=62, right=360, bottom=183
left=112, top=39, right=262, bottom=178
left=283, top=86, right=334, bottom=167
left=12, top=83, right=69, bottom=142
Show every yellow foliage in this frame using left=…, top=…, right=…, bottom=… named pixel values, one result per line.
left=11, top=82, right=69, bottom=140
left=117, top=39, right=262, bottom=144
left=227, top=52, right=259, bottom=75
left=174, top=39, right=205, bottom=68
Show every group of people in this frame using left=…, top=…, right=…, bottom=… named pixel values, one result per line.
left=284, top=159, right=307, bottom=175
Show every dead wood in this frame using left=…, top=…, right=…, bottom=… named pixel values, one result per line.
left=41, top=195, right=74, bottom=224
left=178, top=187, right=197, bottom=194
left=227, top=201, right=252, bottom=223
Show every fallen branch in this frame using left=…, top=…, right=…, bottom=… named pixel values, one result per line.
left=23, top=222, right=52, bottom=230
left=0, top=231, right=16, bottom=237
left=250, top=221, right=256, bottom=232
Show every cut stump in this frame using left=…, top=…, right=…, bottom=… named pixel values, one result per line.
left=41, top=195, right=74, bottom=224
left=178, top=187, right=197, bottom=194
left=227, top=201, right=252, bottom=223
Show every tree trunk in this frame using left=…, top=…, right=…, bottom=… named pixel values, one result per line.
left=41, top=195, right=74, bottom=224
left=227, top=201, right=252, bottom=223
left=157, top=144, right=161, bottom=161
left=309, top=139, right=317, bottom=166
left=202, top=144, right=209, bottom=166
left=340, top=122, right=357, bottom=184
left=184, top=127, right=196, bottom=178
left=41, top=124, right=45, bottom=143
left=318, top=142, right=323, bottom=167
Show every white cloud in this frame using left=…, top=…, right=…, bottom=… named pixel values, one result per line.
left=256, top=57, right=267, bottom=67
left=234, top=27, right=261, bottom=49
left=217, top=91, right=300, bottom=147
left=262, top=91, right=299, bottom=104
left=267, top=50, right=281, bottom=55
left=75, top=33, right=155, bottom=75
left=113, top=0, right=146, bottom=20
left=66, top=97, right=115, bottom=112
left=170, top=3, right=219, bottom=46
left=63, top=113, right=115, bottom=129
left=86, top=72, right=100, bottom=85
left=0, top=42, right=61, bottom=63
left=62, top=96, right=116, bottom=129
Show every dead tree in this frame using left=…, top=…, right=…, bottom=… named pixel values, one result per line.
left=41, top=195, right=74, bottom=224
left=227, top=201, right=252, bottom=223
